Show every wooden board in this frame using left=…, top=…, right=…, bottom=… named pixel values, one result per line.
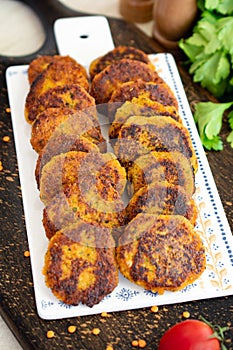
left=0, top=1, right=232, bottom=349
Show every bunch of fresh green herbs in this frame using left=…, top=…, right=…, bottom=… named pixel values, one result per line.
left=179, top=0, right=233, bottom=150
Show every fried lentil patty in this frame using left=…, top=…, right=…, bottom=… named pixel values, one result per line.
left=90, top=59, right=164, bottom=104
left=25, top=59, right=89, bottom=123
left=127, top=151, right=195, bottom=196
left=114, top=116, right=197, bottom=172
left=30, top=106, right=104, bottom=154
left=41, top=151, right=127, bottom=238
left=39, top=151, right=90, bottom=204
left=27, top=55, right=80, bottom=85
left=125, top=182, right=197, bottom=226
left=108, top=80, right=179, bottom=121
left=25, top=83, right=95, bottom=124
left=34, top=110, right=106, bottom=187
left=116, top=213, right=206, bottom=294
left=39, top=150, right=127, bottom=206
left=89, top=45, right=154, bottom=80
left=109, top=99, right=181, bottom=140
left=43, top=222, right=118, bottom=306
left=43, top=186, right=126, bottom=239
left=35, top=137, right=100, bottom=188
left=30, top=107, right=77, bottom=153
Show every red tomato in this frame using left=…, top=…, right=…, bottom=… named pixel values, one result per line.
left=158, top=319, right=221, bottom=350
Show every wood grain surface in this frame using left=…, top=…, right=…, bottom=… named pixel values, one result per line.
left=0, top=1, right=232, bottom=349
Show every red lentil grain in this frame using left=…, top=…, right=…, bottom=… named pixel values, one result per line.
left=46, top=330, right=55, bottom=338
left=68, top=325, right=77, bottom=333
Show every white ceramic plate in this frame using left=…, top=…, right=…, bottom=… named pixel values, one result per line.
left=6, top=16, right=233, bottom=320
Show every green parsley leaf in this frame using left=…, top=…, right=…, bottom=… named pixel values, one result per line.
left=217, top=0, right=233, bottom=15
left=226, top=130, right=233, bottom=147
left=179, top=39, right=205, bottom=62
left=205, top=0, right=220, bottom=11
left=194, top=101, right=233, bottom=150
left=192, top=51, right=230, bottom=96
left=217, top=16, right=233, bottom=54
left=179, top=1, right=233, bottom=150
left=205, top=0, right=233, bottom=14
left=198, top=17, right=218, bottom=45
left=228, top=110, right=233, bottom=128
left=200, top=133, right=223, bottom=150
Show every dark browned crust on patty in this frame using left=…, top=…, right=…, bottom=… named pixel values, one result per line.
left=90, top=59, right=164, bottom=104
left=114, top=116, right=198, bottom=172
left=43, top=222, right=118, bottom=306
left=30, top=107, right=77, bottom=153
left=43, top=188, right=126, bottom=239
left=35, top=137, right=100, bottom=188
left=127, top=151, right=195, bottom=196
left=40, top=151, right=127, bottom=237
left=39, top=151, right=126, bottom=206
left=30, top=106, right=104, bottom=154
left=109, top=100, right=181, bottom=140
left=108, top=80, right=179, bottom=121
left=116, top=214, right=206, bottom=294
left=27, top=55, right=80, bottom=85
left=25, top=83, right=95, bottom=124
left=89, top=45, right=154, bottom=80
left=125, top=182, right=197, bottom=225
left=25, top=60, right=89, bottom=123
left=33, top=109, right=106, bottom=187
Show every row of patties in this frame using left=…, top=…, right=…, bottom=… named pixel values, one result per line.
left=25, top=46, right=206, bottom=307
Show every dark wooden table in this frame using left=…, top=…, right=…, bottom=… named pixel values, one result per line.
left=0, top=1, right=232, bottom=349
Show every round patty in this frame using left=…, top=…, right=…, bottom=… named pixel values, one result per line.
left=27, top=55, right=82, bottom=85
left=90, top=59, right=164, bottom=104
left=40, top=150, right=127, bottom=237
left=25, top=83, right=95, bottom=124
left=34, top=108, right=106, bottom=187
left=25, top=58, right=89, bottom=123
left=114, top=116, right=197, bottom=172
left=108, top=80, right=178, bottom=121
left=116, top=213, right=206, bottom=294
left=40, top=150, right=126, bottom=206
left=109, top=98, right=181, bottom=140
left=125, top=182, right=197, bottom=226
left=30, top=106, right=104, bottom=154
left=127, top=151, right=195, bottom=196
left=89, top=45, right=154, bottom=80
left=43, top=221, right=118, bottom=306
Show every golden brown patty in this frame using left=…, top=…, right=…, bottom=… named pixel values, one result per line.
left=43, top=187, right=126, bottom=239
left=90, top=59, right=164, bottom=104
left=27, top=55, right=80, bottom=85
left=35, top=137, right=100, bottom=188
left=127, top=151, right=195, bottom=196
left=109, top=98, right=181, bottom=139
left=41, top=151, right=127, bottom=238
left=39, top=150, right=127, bottom=206
left=39, top=151, right=91, bottom=204
left=116, top=213, right=206, bottom=294
left=25, top=60, right=89, bottom=123
left=114, top=116, right=198, bottom=172
left=30, top=106, right=103, bottom=154
left=25, top=83, right=95, bottom=124
left=89, top=45, right=154, bottom=80
left=43, top=222, right=118, bottom=306
left=30, top=107, right=76, bottom=153
left=125, top=182, right=197, bottom=225
left=34, top=110, right=106, bottom=186
left=108, top=80, right=179, bottom=121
